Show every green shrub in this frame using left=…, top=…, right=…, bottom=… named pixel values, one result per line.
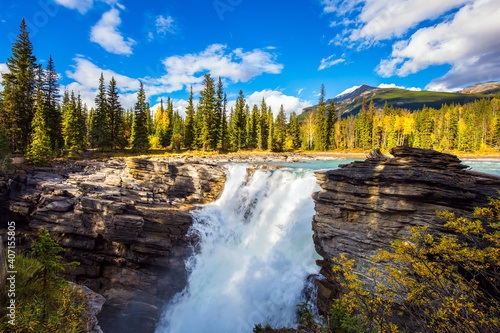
left=0, top=229, right=85, bottom=332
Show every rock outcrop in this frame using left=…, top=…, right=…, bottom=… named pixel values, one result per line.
left=0, top=157, right=225, bottom=333
left=0, top=237, right=6, bottom=289
left=70, top=282, right=106, bottom=333
left=312, top=147, right=500, bottom=314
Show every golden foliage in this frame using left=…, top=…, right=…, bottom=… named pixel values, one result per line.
left=330, top=196, right=500, bottom=332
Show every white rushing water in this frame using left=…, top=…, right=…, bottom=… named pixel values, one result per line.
left=156, top=164, right=321, bottom=333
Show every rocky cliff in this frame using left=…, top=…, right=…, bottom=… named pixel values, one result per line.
left=312, top=147, right=500, bottom=314
left=0, top=157, right=225, bottom=332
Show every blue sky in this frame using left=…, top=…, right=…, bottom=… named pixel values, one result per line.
left=1, top=0, right=499, bottom=115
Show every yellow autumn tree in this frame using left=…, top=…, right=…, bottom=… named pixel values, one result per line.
left=330, top=196, right=500, bottom=333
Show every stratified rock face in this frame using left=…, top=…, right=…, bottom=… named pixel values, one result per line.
left=0, top=157, right=225, bottom=333
left=0, top=237, right=6, bottom=289
left=312, top=147, right=500, bottom=314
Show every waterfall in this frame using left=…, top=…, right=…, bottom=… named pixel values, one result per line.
left=156, top=164, right=321, bottom=333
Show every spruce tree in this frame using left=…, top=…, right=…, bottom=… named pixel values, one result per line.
left=249, top=104, right=259, bottom=148
left=1, top=18, right=37, bottom=153
left=220, top=92, right=228, bottom=150
left=91, top=73, right=111, bottom=149
left=131, top=82, right=150, bottom=153
left=62, top=91, right=83, bottom=150
left=289, top=111, right=301, bottom=149
left=233, top=90, right=246, bottom=150
left=194, top=104, right=203, bottom=149
left=155, top=99, right=170, bottom=148
left=184, top=87, right=195, bottom=149
left=267, top=107, right=274, bottom=151
left=199, top=74, right=217, bottom=150
left=214, top=77, right=224, bottom=148
left=258, top=98, right=268, bottom=150
left=163, top=97, right=173, bottom=147
left=244, top=104, right=251, bottom=146
left=76, top=94, right=87, bottom=148
left=171, top=110, right=183, bottom=152
left=315, top=84, right=327, bottom=150
left=43, top=55, right=62, bottom=150
left=228, top=106, right=236, bottom=149
left=107, top=77, right=125, bottom=149
left=26, top=74, right=52, bottom=166
left=274, top=105, right=287, bottom=151
left=87, top=107, right=96, bottom=147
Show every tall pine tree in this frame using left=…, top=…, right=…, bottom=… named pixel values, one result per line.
left=199, top=74, right=217, bottom=150
left=1, top=18, right=37, bottom=153
left=90, top=73, right=111, bottom=149
left=131, top=82, right=150, bottom=153
left=274, top=105, right=287, bottom=151
left=26, top=70, right=52, bottom=166
left=233, top=90, right=246, bottom=150
left=43, top=55, right=62, bottom=150
left=107, top=77, right=125, bottom=149
left=184, top=87, right=195, bottom=149
left=315, top=84, right=327, bottom=150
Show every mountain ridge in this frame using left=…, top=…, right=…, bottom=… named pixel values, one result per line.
left=299, top=81, right=499, bottom=122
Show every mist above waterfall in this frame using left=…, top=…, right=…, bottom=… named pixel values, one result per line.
left=156, top=164, right=321, bottom=333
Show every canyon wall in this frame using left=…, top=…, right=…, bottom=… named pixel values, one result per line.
left=0, top=157, right=225, bottom=332
left=312, top=147, right=500, bottom=314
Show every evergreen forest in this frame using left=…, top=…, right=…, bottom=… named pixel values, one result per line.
left=2, top=20, right=500, bottom=166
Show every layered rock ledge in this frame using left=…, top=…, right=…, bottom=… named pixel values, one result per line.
left=312, top=147, right=500, bottom=314
left=0, top=157, right=226, bottom=332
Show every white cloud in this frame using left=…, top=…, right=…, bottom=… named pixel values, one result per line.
left=246, top=90, right=311, bottom=116
left=63, top=44, right=283, bottom=111
left=54, top=0, right=93, bottom=14
left=323, top=0, right=500, bottom=90
left=156, top=15, right=175, bottom=35
left=378, top=83, right=421, bottom=91
left=336, top=85, right=360, bottom=97
left=0, top=63, right=8, bottom=74
left=64, top=56, right=140, bottom=109
left=377, top=0, right=500, bottom=90
left=145, top=44, right=283, bottom=94
left=90, top=8, right=135, bottom=55
left=324, top=0, right=470, bottom=43
left=319, top=55, right=345, bottom=70
left=66, top=56, right=139, bottom=91
left=150, top=99, right=190, bottom=118
left=426, top=51, right=500, bottom=91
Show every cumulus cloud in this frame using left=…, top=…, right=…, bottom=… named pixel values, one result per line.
left=425, top=51, right=500, bottom=91
left=318, top=55, right=345, bottom=70
left=62, top=44, right=283, bottom=110
left=90, top=8, right=136, bottom=55
left=54, top=0, right=93, bottom=14
left=324, top=0, right=469, bottom=43
left=323, top=0, right=500, bottom=91
left=66, top=56, right=139, bottom=91
left=246, top=90, right=311, bottom=116
left=145, top=44, right=283, bottom=94
left=377, top=0, right=500, bottom=90
left=64, top=56, right=140, bottom=108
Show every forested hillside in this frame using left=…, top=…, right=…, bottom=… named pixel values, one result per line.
left=300, top=86, right=493, bottom=121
